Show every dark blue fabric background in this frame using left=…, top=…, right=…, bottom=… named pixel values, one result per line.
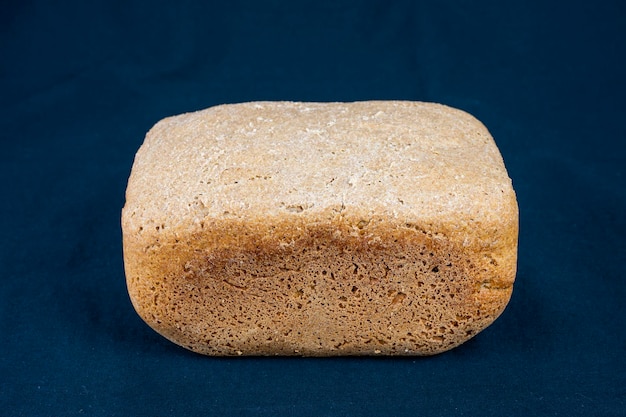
left=1, top=0, right=624, bottom=415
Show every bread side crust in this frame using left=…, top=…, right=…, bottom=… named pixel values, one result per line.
left=123, top=203, right=517, bottom=356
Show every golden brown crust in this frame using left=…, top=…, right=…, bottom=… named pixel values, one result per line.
left=122, top=101, right=518, bottom=356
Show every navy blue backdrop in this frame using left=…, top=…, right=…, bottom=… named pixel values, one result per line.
left=1, top=0, right=625, bottom=415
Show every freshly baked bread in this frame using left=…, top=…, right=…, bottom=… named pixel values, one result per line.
left=122, top=101, right=518, bottom=356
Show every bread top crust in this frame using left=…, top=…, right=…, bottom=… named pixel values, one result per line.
left=122, top=101, right=517, bottom=250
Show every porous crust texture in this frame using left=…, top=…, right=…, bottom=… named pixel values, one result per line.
left=122, top=101, right=518, bottom=356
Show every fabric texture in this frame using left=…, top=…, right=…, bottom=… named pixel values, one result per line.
left=1, top=0, right=624, bottom=415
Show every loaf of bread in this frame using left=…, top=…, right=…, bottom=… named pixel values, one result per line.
left=122, top=101, right=518, bottom=356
